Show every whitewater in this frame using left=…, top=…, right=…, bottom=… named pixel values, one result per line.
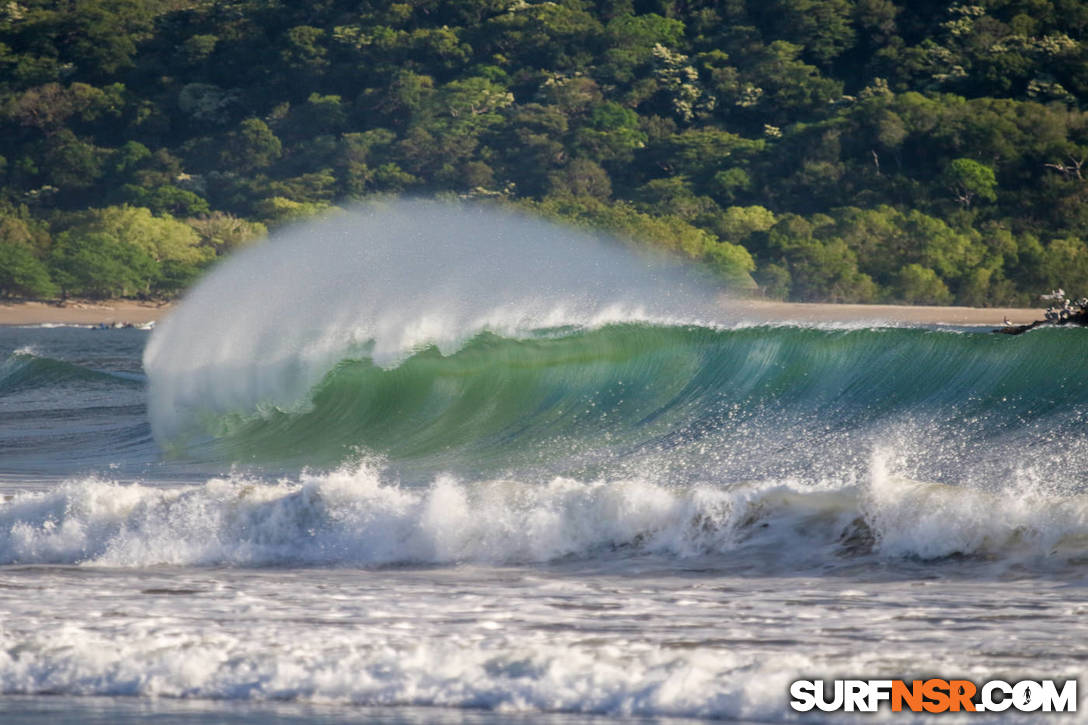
left=2, top=201, right=1087, bottom=723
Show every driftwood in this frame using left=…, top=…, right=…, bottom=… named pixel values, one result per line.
left=994, top=308, right=1088, bottom=335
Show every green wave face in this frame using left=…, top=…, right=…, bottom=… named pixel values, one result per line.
left=206, top=325, right=711, bottom=468
left=191, top=324, right=1088, bottom=484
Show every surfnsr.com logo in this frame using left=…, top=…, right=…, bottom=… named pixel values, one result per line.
left=790, top=679, right=1077, bottom=713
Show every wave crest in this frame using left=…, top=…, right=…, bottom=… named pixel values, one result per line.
left=4, top=457, right=1088, bottom=570
left=144, top=201, right=720, bottom=448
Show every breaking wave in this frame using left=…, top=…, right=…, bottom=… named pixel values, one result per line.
left=143, top=200, right=722, bottom=450
left=3, top=454, right=1088, bottom=571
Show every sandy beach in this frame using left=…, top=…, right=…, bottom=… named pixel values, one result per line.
left=0, top=297, right=1041, bottom=327
left=726, top=299, right=1040, bottom=326
left=0, top=299, right=173, bottom=326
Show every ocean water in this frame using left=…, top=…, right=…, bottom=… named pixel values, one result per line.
left=3, top=203, right=1088, bottom=722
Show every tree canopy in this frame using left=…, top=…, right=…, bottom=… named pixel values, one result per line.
left=1, top=0, right=1087, bottom=304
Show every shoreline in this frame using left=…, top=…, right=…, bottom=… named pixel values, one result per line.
left=0, top=297, right=1043, bottom=328
left=0, top=299, right=173, bottom=326
left=724, top=299, right=1040, bottom=326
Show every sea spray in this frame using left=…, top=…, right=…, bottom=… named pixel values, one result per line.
left=5, top=461, right=1088, bottom=569
left=144, top=200, right=722, bottom=450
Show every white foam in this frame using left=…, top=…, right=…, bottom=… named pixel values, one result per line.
left=0, top=466, right=755, bottom=567
left=865, top=449, right=1088, bottom=560
left=0, top=614, right=820, bottom=719
left=3, top=458, right=1088, bottom=569
left=5, top=460, right=1088, bottom=720
left=13, top=323, right=96, bottom=329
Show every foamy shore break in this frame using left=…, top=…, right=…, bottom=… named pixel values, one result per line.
left=0, top=298, right=1041, bottom=327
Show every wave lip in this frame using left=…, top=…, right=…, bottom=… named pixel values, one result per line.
left=143, top=200, right=1088, bottom=476
left=3, top=458, right=1088, bottom=570
left=149, top=321, right=1088, bottom=482
left=143, top=200, right=721, bottom=450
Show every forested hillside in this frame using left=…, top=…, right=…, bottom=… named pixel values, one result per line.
left=1, top=0, right=1087, bottom=305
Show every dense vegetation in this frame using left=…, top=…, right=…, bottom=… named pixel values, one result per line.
left=1, top=0, right=1087, bottom=305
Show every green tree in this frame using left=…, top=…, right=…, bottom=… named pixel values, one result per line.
left=223, top=119, right=282, bottom=172
left=122, top=185, right=210, bottom=217
left=87, top=206, right=210, bottom=268
left=528, top=195, right=756, bottom=288
left=548, top=159, right=613, bottom=199
left=767, top=215, right=877, bottom=302
left=432, top=77, right=514, bottom=133
left=753, top=0, right=855, bottom=66
left=281, top=26, right=328, bottom=74
left=181, top=34, right=218, bottom=65
left=895, top=264, right=953, bottom=305
left=186, top=212, right=267, bottom=255
left=0, top=0, right=1085, bottom=305
left=573, top=102, right=647, bottom=162
left=713, top=205, right=777, bottom=244
left=0, top=242, right=56, bottom=298
left=942, top=158, right=998, bottom=207
left=253, top=197, right=334, bottom=225
left=40, top=130, right=104, bottom=189
left=756, top=262, right=792, bottom=299
left=49, top=231, right=155, bottom=298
